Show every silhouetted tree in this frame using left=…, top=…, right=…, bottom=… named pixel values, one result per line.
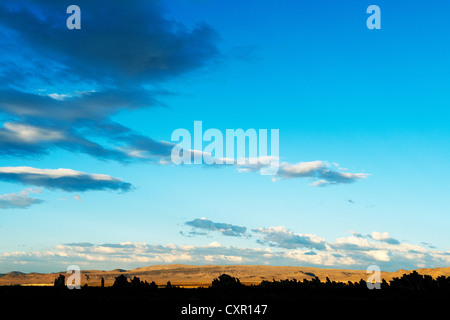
left=131, top=276, right=142, bottom=288
left=211, top=274, right=243, bottom=289
left=54, top=274, right=65, bottom=288
left=149, top=281, right=158, bottom=290
left=112, top=274, right=129, bottom=288
left=389, top=270, right=446, bottom=292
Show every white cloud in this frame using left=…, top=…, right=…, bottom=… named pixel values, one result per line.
left=2, top=122, right=66, bottom=143
left=0, top=189, right=44, bottom=209
left=277, top=161, right=325, bottom=177
left=0, top=166, right=133, bottom=192
left=370, top=231, right=400, bottom=244
left=365, top=250, right=390, bottom=262
left=253, top=226, right=327, bottom=250
left=207, top=242, right=222, bottom=248
left=47, top=93, right=69, bottom=101
left=1, top=230, right=448, bottom=273
left=237, top=159, right=369, bottom=186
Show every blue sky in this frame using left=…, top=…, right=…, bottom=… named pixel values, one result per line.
left=0, top=0, right=449, bottom=273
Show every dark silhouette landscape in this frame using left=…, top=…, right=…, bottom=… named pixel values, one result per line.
left=2, top=265, right=449, bottom=301
left=3, top=264, right=450, bottom=287
left=2, top=265, right=448, bottom=317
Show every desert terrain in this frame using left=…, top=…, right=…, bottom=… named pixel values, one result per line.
left=1, top=264, right=450, bottom=287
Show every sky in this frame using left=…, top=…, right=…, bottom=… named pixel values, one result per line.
left=0, top=0, right=449, bottom=273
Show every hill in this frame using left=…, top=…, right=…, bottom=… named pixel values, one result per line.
left=1, top=264, right=449, bottom=287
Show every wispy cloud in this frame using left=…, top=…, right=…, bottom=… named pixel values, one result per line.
left=0, top=167, right=132, bottom=192
left=276, top=161, right=369, bottom=186
left=185, top=218, right=248, bottom=237
left=230, top=158, right=368, bottom=186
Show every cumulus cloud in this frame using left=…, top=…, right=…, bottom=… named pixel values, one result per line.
left=252, top=226, right=327, bottom=250
left=369, top=232, right=401, bottom=245
left=330, top=232, right=440, bottom=269
left=0, top=167, right=132, bottom=192
left=0, top=242, right=274, bottom=272
left=2, top=231, right=449, bottom=273
left=364, top=250, right=390, bottom=262
left=0, top=189, right=43, bottom=209
left=276, top=161, right=369, bottom=186
left=344, top=231, right=401, bottom=246
left=176, top=221, right=438, bottom=271
left=185, top=218, right=248, bottom=237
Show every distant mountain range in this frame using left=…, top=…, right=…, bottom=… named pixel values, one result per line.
left=1, top=264, right=449, bottom=287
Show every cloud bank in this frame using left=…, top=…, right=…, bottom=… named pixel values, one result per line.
left=2, top=229, right=449, bottom=273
